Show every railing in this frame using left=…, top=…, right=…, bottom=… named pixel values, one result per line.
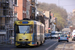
left=1, top=0, right=9, bottom=3
left=0, top=0, right=9, bottom=7
left=0, top=23, right=14, bottom=31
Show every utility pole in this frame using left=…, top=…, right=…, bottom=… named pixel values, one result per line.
left=49, top=11, right=51, bottom=33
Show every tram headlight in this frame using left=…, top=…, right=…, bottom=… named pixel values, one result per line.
left=25, top=39, right=28, bottom=41
left=19, top=39, right=22, bottom=41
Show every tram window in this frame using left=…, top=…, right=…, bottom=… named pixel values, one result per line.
left=40, top=26, right=42, bottom=33
left=15, top=25, right=19, bottom=33
left=34, top=24, right=37, bottom=33
left=19, top=26, right=31, bottom=33
left=30, top=25, right=33, bottom=33
left=40, top=26, right=44, bottom=34
left=43, top=27, right=44, bottom=34
left=40, top=26, right=43, bottom=33
left=37, top=25, right=40, bottom=33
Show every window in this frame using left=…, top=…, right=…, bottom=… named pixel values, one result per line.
left=14, top=13, right=17, bottom=17
left=14, top=0, right=18, bottom=6
left=26, top=10, right=29, bottom=15
left=32, top=7, right=35, bottom=13
left=0, top=26, right=5, bottom=31
left=60, top=34, right=67, bottom=37
left=51, top=33, right=55, bottom=35
left=14, top=13, right=17, bottom=21
left=14, top=18, right=17, bottom=21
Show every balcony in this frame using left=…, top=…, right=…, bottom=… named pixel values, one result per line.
left=0, top=25, right=6, bottom=31
left=0, top=10, right=13, bottom=17
left=5, top=23, right=14, bottom=30
left=0, top=0, right=9, bottom=7
left=0, top=0, right=9, bottom=4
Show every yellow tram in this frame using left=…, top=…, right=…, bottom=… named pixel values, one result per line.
left=14, top=19, right=45, bottom=47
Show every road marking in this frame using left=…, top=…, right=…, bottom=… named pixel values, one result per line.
left=61, top=43, right=65, bottom=50
left=45, top=42, right=58, bottom=50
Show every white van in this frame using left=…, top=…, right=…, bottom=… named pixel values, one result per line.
left=72, top=30, right=75, bottom=41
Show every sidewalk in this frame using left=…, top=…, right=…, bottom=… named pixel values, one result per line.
left=0, top=44, right=14, bottom=48
left=0, top=42, right=14, bottom=47
left=73, top=45, right=75, bottom=50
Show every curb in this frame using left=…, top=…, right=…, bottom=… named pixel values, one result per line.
left=73, top=45, right=75, bottom=50
left=0, top=43, right=14, bottom=46
left=0, top=44, right=14, bottom=47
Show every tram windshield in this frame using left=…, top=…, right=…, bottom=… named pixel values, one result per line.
left=16, top=25, right=33, bottom=33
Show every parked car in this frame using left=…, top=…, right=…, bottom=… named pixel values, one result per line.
left=56, top=31, right=62, bottom=37
left=51, top=31, right=59, bottom=39
left=58, top=34, right=69, bottom=42
left=44, top=33, right=51, bottom=40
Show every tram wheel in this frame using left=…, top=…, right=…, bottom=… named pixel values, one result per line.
left=16, top=46, right=21, bottom=48
left=37, top=42, right=39, bottom=46
left=16, top=46, right=19, bottom=48
left=40, top=41, right=43, bottom=45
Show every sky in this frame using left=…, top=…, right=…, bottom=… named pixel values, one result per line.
left=37, top=0, right=75, bottom=13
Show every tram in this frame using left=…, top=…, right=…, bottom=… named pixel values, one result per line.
left=14, top=19, right=45, bottom=47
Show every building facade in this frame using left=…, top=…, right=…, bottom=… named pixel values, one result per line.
left=72, top=9, right=75, bottom=16
left=0, top=0, right=14, bottom=43
left=14, top=0, right=30, bottom=20
left=44, top=11, right=49, bottom=33
left=14, top=0, right=38, bottom=20
left=29, top=0, right=37, bottom=20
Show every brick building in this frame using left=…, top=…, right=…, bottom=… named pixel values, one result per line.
left=14, top=0, right=38, bottom=20
left=14, top=0, right=30, bottom=20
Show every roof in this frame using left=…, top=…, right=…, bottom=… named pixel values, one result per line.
left=62, top=28, right=70, bottom=32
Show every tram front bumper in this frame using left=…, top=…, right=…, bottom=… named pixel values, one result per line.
left=15, top=41, right=37, bottom=46
left=16, top=41, right=30, bottom=46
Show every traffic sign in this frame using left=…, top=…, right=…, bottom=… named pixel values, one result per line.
left=48, top=28, right=51, bottom=29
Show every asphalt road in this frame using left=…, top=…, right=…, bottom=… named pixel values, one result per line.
left=0, top=38, right=75, bottom=50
